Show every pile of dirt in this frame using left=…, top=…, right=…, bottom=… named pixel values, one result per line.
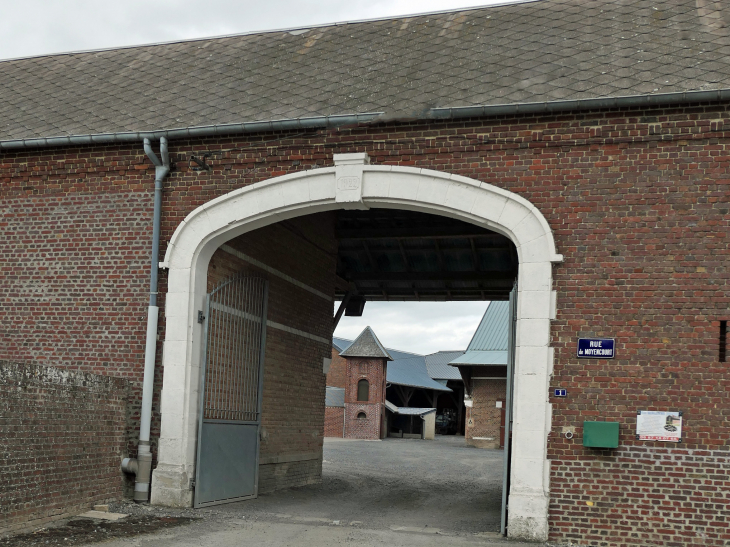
left=0, top=515, right=194, bottom=547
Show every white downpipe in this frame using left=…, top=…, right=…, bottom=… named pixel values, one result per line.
left=122, top=137, right=169, bottom=502
left=139, top=306, right=159, bottom=444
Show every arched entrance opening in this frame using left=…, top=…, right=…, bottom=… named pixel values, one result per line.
left=151, top=153, right=561, bottom=541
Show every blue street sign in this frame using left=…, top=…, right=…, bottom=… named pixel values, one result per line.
left=554, top=388, right=567, bottom=397
left=577, top=338, right=615, bottom=358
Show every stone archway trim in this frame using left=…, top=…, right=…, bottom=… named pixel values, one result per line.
left=152, top=153, right=561, bottom=542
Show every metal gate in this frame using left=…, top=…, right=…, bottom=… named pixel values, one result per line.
left=194, top=275, right=268, bottom=507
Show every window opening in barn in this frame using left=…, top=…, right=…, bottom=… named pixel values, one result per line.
left=357, top=379, right=369, bottom=401
left=357, top=412, right=367, bottom=419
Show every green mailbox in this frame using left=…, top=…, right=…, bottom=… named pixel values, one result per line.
left=583, top=421, right=619, bottom=448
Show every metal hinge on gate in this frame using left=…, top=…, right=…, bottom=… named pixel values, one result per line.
left=197, top=310, right=205, bottom=324
left=189, top=478, right=196, bottom=489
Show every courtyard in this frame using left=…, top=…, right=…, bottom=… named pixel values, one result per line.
left=5, top=436, right=532, bottom=547
left=219, top=435, right=505, bottom=535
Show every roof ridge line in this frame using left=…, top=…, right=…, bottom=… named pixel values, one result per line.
left=0, top=0, right=542, bottom=64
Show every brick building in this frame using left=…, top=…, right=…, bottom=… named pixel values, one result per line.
left=339, top=327, right=391, bottom=440
left=451, top=301, right=510, bottom=449
left=326, top=330, right=462, bottom=439
left=1, top=1, right=729, bottom=545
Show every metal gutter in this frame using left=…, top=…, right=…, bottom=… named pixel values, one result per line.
left=2, top=88, right=730, bottom=152
left=0, top=113, right=384, bottom=150
left=430, top=89, right=730, bottom=120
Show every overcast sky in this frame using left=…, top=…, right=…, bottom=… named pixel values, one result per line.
left=1, top=0, right=501, bottom=354
left=0, top=0, right=513, bottom=60
left=334, top=301, right=487, bottom=355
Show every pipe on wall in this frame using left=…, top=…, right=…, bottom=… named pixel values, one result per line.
left=123, top=137, right=170, bottom=502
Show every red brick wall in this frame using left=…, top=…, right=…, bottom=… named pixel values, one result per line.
left=550, top=446, right=730, bottom=547
left=466, top=378, right=506, bottom=449
left=0, top=185, right=153, bottom=460
left=343, top=358, right=386, bottom=440
left=326, top=348, right=347, bottom=388
left=344, top=403, right=382, bottom=440
left=1, top=102, right=729, bottom=545
left=0, top=361, right=128, bottom=535
left=206, top=213, right=336, bottom=492
left=324, top=407, right=344, bottom=438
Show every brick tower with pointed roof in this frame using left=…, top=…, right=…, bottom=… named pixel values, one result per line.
left=340, top=326, right=392, bottom=440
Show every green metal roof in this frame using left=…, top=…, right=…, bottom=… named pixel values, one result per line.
left=449, top=301, right=509, bottom=366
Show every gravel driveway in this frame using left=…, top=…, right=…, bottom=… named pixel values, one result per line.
left=218, top=435, right=505, bottom=535
left=5, top=435, right=526, bottom=546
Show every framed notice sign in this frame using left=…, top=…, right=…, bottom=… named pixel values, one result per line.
left=636, top=410, right=682, bottom=442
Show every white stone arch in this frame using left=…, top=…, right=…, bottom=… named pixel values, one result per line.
left=151, top=153, right=561, bottom=541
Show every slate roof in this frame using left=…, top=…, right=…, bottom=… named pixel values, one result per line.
left=340, top=326, right=392, bottom=360
left=325, top=386, right=345, bottom=408
left=425, top=351, right=465, bottom=380
left=332, top=337, right=352, bottom=353
left=334, top=336, right=420, bottom=362
left=450, top=301, right=509, bottom=366
left=387, top=356, right=453, bottom=393
left=333, top=336, right=452, bottom=391
left=3, top=0, right=730, bottom=143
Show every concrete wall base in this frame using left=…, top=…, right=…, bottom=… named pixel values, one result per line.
left=507, top=492, right=549, bottom=542
left=150, top=464, right=194, bottom=508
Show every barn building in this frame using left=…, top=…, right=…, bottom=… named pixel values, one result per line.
left=1, top=0, right=729, bottom=545
left=326, top=328, right=462, bottom=439
left=451, top=301, right=510, bottom=449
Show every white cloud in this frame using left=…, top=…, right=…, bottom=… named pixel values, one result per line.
left=1, top=0, right=513, bottom=60
left=334, top=301, right=488, bottom=355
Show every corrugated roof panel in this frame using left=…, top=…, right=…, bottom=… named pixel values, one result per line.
left=425, top=351, right=464, bottom=380
left=449, top=350, right=508, bottom=365
left=466, top=301, right=509, bottom=352
left=393, top=407, right=437, bottom=416
left=387, top=356, right=452, bottom=392
left=332, top=337, right=351, bottom=353
left=385, top=348, right=423, bottom=361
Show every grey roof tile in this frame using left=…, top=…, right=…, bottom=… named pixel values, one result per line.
left=2, top=0, right=730, bottom=141
left=340, top=326, right=392, bottom=360
left=333, top=337, right=453, bottom=390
